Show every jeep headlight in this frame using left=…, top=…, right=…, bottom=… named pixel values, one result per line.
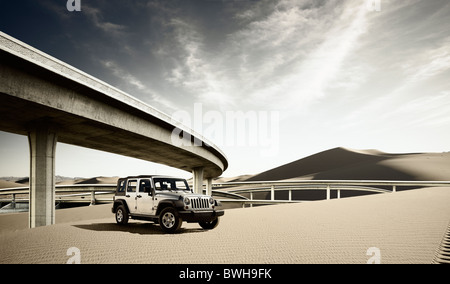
left=184, top=197, right=190, bottom=205
left=209, top=197, right=214, bottom=205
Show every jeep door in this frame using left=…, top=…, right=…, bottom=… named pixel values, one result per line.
left=125, top=179, right=138, bottom=214
left=136, top=178, right=155, bottom=215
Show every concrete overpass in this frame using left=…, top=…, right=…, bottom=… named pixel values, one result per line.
left=0, top=32, right=228, bottom=228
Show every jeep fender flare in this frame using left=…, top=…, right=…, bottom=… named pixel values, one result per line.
left=156, top=199, right=184, bottom=215
left=113, top=199, right=130, bottom=213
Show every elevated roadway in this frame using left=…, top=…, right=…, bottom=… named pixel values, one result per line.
left=0, top=32, right=228, bottom=228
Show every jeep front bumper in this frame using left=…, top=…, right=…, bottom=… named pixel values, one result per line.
left=178, top=210, right=224, bottom=223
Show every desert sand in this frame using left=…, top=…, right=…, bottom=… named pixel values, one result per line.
left=1, top=187, right=449, bottom=264
left=1, top=148, right=449, bottom=263
left=0, top=180, right=23, bottom=189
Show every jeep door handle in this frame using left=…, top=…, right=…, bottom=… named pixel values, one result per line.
left=126, top=195, right=130, bottom=198
left=137, top=195, right=142, bottom=198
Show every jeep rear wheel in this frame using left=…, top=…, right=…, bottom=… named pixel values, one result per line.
left=159, top=207, right=182, bottom=233
left=115, top=205, right=129, bottom=225
left=199, top=218, right=220, bottom=230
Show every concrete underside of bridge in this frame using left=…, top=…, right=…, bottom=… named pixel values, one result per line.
left=0, top=32, right=227, bottom=228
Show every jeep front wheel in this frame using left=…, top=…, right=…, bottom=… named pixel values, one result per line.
left=115, top=205, right=129, bottom=225
left=159, top=207, right=182, bottom=233
left=199, top=218, right=220, bottom=230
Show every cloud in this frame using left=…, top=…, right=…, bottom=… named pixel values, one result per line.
left=402, top=40, right=450, bottom=84
left=103, top=60, right=146, bottom=90
left=155, top=0, right=369, bottom=112
left=100, top=60, right=176, bottom=112
left=305, top=0, right=450, bottom=130
left=39, top=1, right=126, bottom=36
left=161, top=17, right=231, bottom=107
left=220, top=0, right=370, bottom=111
left=157, top=0, right=450, bottom=119
left=397, top=92, right=450, bottom=128
left=82, top=4, right=126, bottom=36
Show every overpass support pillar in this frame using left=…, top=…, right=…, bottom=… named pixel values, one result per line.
left=206, top=178, right=213, bottom=196
left=28, top=123, right=58, bottom=228
left=192, top=167, right=204, bottom=194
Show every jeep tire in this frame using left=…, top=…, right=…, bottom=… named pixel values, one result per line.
left=159, top=207, right=183, bottom=233
left=199, top=218, right=220, bottom=230
left=115, top=205, right=129, bottom=225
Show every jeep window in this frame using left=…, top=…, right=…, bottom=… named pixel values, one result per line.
left=153, top=178, right=190, bottom=192
left=174, top=180, right=190, bottom=191
left=117, top=179, right=126, bottom=193
left=139, top=179, right=151, bottom=193
left=127, top=180, right=137, bottom=193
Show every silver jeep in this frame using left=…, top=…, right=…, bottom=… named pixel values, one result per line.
left=111, top=175, right=224, bottom=233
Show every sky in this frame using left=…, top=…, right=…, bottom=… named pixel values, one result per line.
left=1, top=0, right=450, bottom=179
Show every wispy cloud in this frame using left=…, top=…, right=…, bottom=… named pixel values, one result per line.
left=157, top=0, right=371, bottom=113
left=316, top=0, right=450, bottom=134
left=162, top=17, right=231, bottom=107
left=229, top=0, right=369, bottom=111
left=345, top=34, right=450, bottom=129
left=100, top=60, right=176, bottom=112
left=39, top=1, right=126, bottom=37
left=402, top=39, right=450, bottom=84
left=142, top=1, right=344, bottom=114
left=82, top=4, right=126, bottom=36
left=396, top=92, right=450, bottom=128
left=277, top=1, right=369, bottom=108
left=103, top=60, right=146, bottom=90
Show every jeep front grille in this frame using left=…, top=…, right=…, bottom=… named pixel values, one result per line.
left=191, top=197, right=210, bottom=210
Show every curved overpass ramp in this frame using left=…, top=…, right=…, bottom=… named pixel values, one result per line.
left=0, top=32, right=228, bottom=228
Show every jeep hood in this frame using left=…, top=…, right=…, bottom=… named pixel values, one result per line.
left=155, top=191, right=209, bottom=200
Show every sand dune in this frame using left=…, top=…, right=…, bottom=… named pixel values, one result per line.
left=247, top=147, right=450, bottom=181
left=214, top=175, right=254, bottom=183
left=0, top=180, right=24, bottom=189
left=56, top=176, right=119, bottom=185
left=0, top=176, right=119, bottom=189
left=0, top=176, right=119, bottom=188
left=71, top=176, right=119, bottom=185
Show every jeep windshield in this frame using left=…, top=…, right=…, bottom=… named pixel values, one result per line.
left=153, top=178, right=191, bottom=192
